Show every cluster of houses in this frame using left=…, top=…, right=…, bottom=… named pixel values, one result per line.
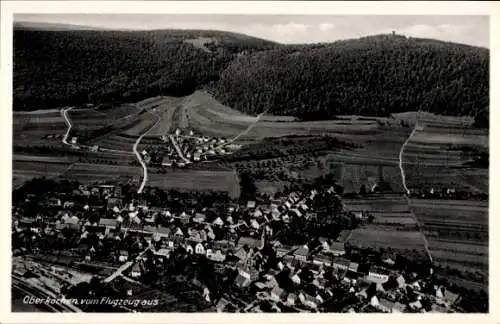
left=12, top=181, right=462, bottom=313
left=156, top=129, right=240, bottom=167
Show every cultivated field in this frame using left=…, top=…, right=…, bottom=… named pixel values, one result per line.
left=68, top=104, right=139, bottom=132
left=343, top=194, right=416, bottom=226
left=13, top=110, right=67, bottom=146
left=148, top=169, right=241, bottom=198
left=409, top=198, right=488, bottom=286
left=62, top=163, right=142, bottom=183
left=60, top=163, right=240, bottom=197
left=12, top=160, right=73, bottom=188
left=347, top=227, right=426, bottom=252
left=339, top=163, right=404, bottom=194
left=392, top=112, right=474, bottom=128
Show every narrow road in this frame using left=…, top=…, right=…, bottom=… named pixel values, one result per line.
left=230, top=110, right=267, bottom=142
left=60, top=107, right=79, bottom=149
left=168, top=134, right=191, bottom=164
left=103, top=248, right=151, bottom=283
left=398, top=117, right=433, bottom=264
left=398, top=126, right=418, bottom=195
left=133, top=110, right=161, bottom=194
left=201, top=110, right=268, bottom=157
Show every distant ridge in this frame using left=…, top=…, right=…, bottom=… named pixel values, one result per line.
left=14, top=21, right=110, bottom=31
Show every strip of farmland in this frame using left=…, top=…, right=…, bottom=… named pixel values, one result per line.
left=147, top=169, right=241, bottom=198
left=347, top=227, right=426, bottom=252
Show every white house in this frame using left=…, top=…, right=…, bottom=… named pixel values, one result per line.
left=250, top=219, right=260, bottom=230
left=367, top=271, right=389, bottom=284
left=130, top=263, right=141, bottom=278
left=213, top=217, right=224, bottom=226
left=290, top=273, right=301, bottom=285
left=370, top=296, right=380, bottom=307
left=118, top=250, right=129, bottom=263
left=195, top=242, right=206, bottom=255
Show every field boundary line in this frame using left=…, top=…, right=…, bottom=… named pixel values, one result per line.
left=398, top=114, right=434, bottom=264
left=200, top=109, right=269, bottom=158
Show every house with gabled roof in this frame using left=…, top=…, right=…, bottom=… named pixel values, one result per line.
left=293, top=245, right=309, bottom=262
left=271, top=286, right=287, bottom=302
left=299, top=292, right=318, bottom=310
left=234, top=267, right=251, bottom=288
left=213, top=217, right=224, bottom=226
left=332, top=257, right=350, bottom=271
left=192, top=212, right=206, bottom=224
left=118, top=250, right=129, bottom=263
left=194, top=242, right=205, bottom=255
left=130, top=263, right=142, bottom=278
left=329, top=242, right=346, bottom=256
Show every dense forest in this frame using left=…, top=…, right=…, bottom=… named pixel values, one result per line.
left=13, top=26, right=277, bottom=109
left=14, top=25, right=489, bottom=123
left=215, top=34, right=489, bottom=120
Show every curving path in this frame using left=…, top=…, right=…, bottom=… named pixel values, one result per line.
left=168, top=134, right=191, bottom=164
left=398, top=126, right=418, bottom=195
left=60, top=107, right=79, bottom=149
left=133, top=109, right=161, bottom=194
left=398, top=116, right=433, bottom=263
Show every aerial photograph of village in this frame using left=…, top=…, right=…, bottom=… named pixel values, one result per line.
left=10, top=13, right=489, bottom=313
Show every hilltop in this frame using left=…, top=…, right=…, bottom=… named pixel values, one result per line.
left=13, top=26, right=488, bottom=125
left=215, top=34, right=489, bottom=122
left=13, top=25, right=279, bottom=110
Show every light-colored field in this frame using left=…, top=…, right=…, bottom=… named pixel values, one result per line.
left=122, top=113, right=160, bottom=137
left=145, top=97, right=188, bottom=137
left=144, top=91, right=387, bottom=140
left=392, top=112, right=474, bottom=128
left=411, top=129, right=488, bottom=147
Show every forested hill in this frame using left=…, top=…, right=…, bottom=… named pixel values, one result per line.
left=14, top=27, right=488, bottom=124
left=215, top=34, right=489, bottom=121
left=13, top=26, right=279, bottom=110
